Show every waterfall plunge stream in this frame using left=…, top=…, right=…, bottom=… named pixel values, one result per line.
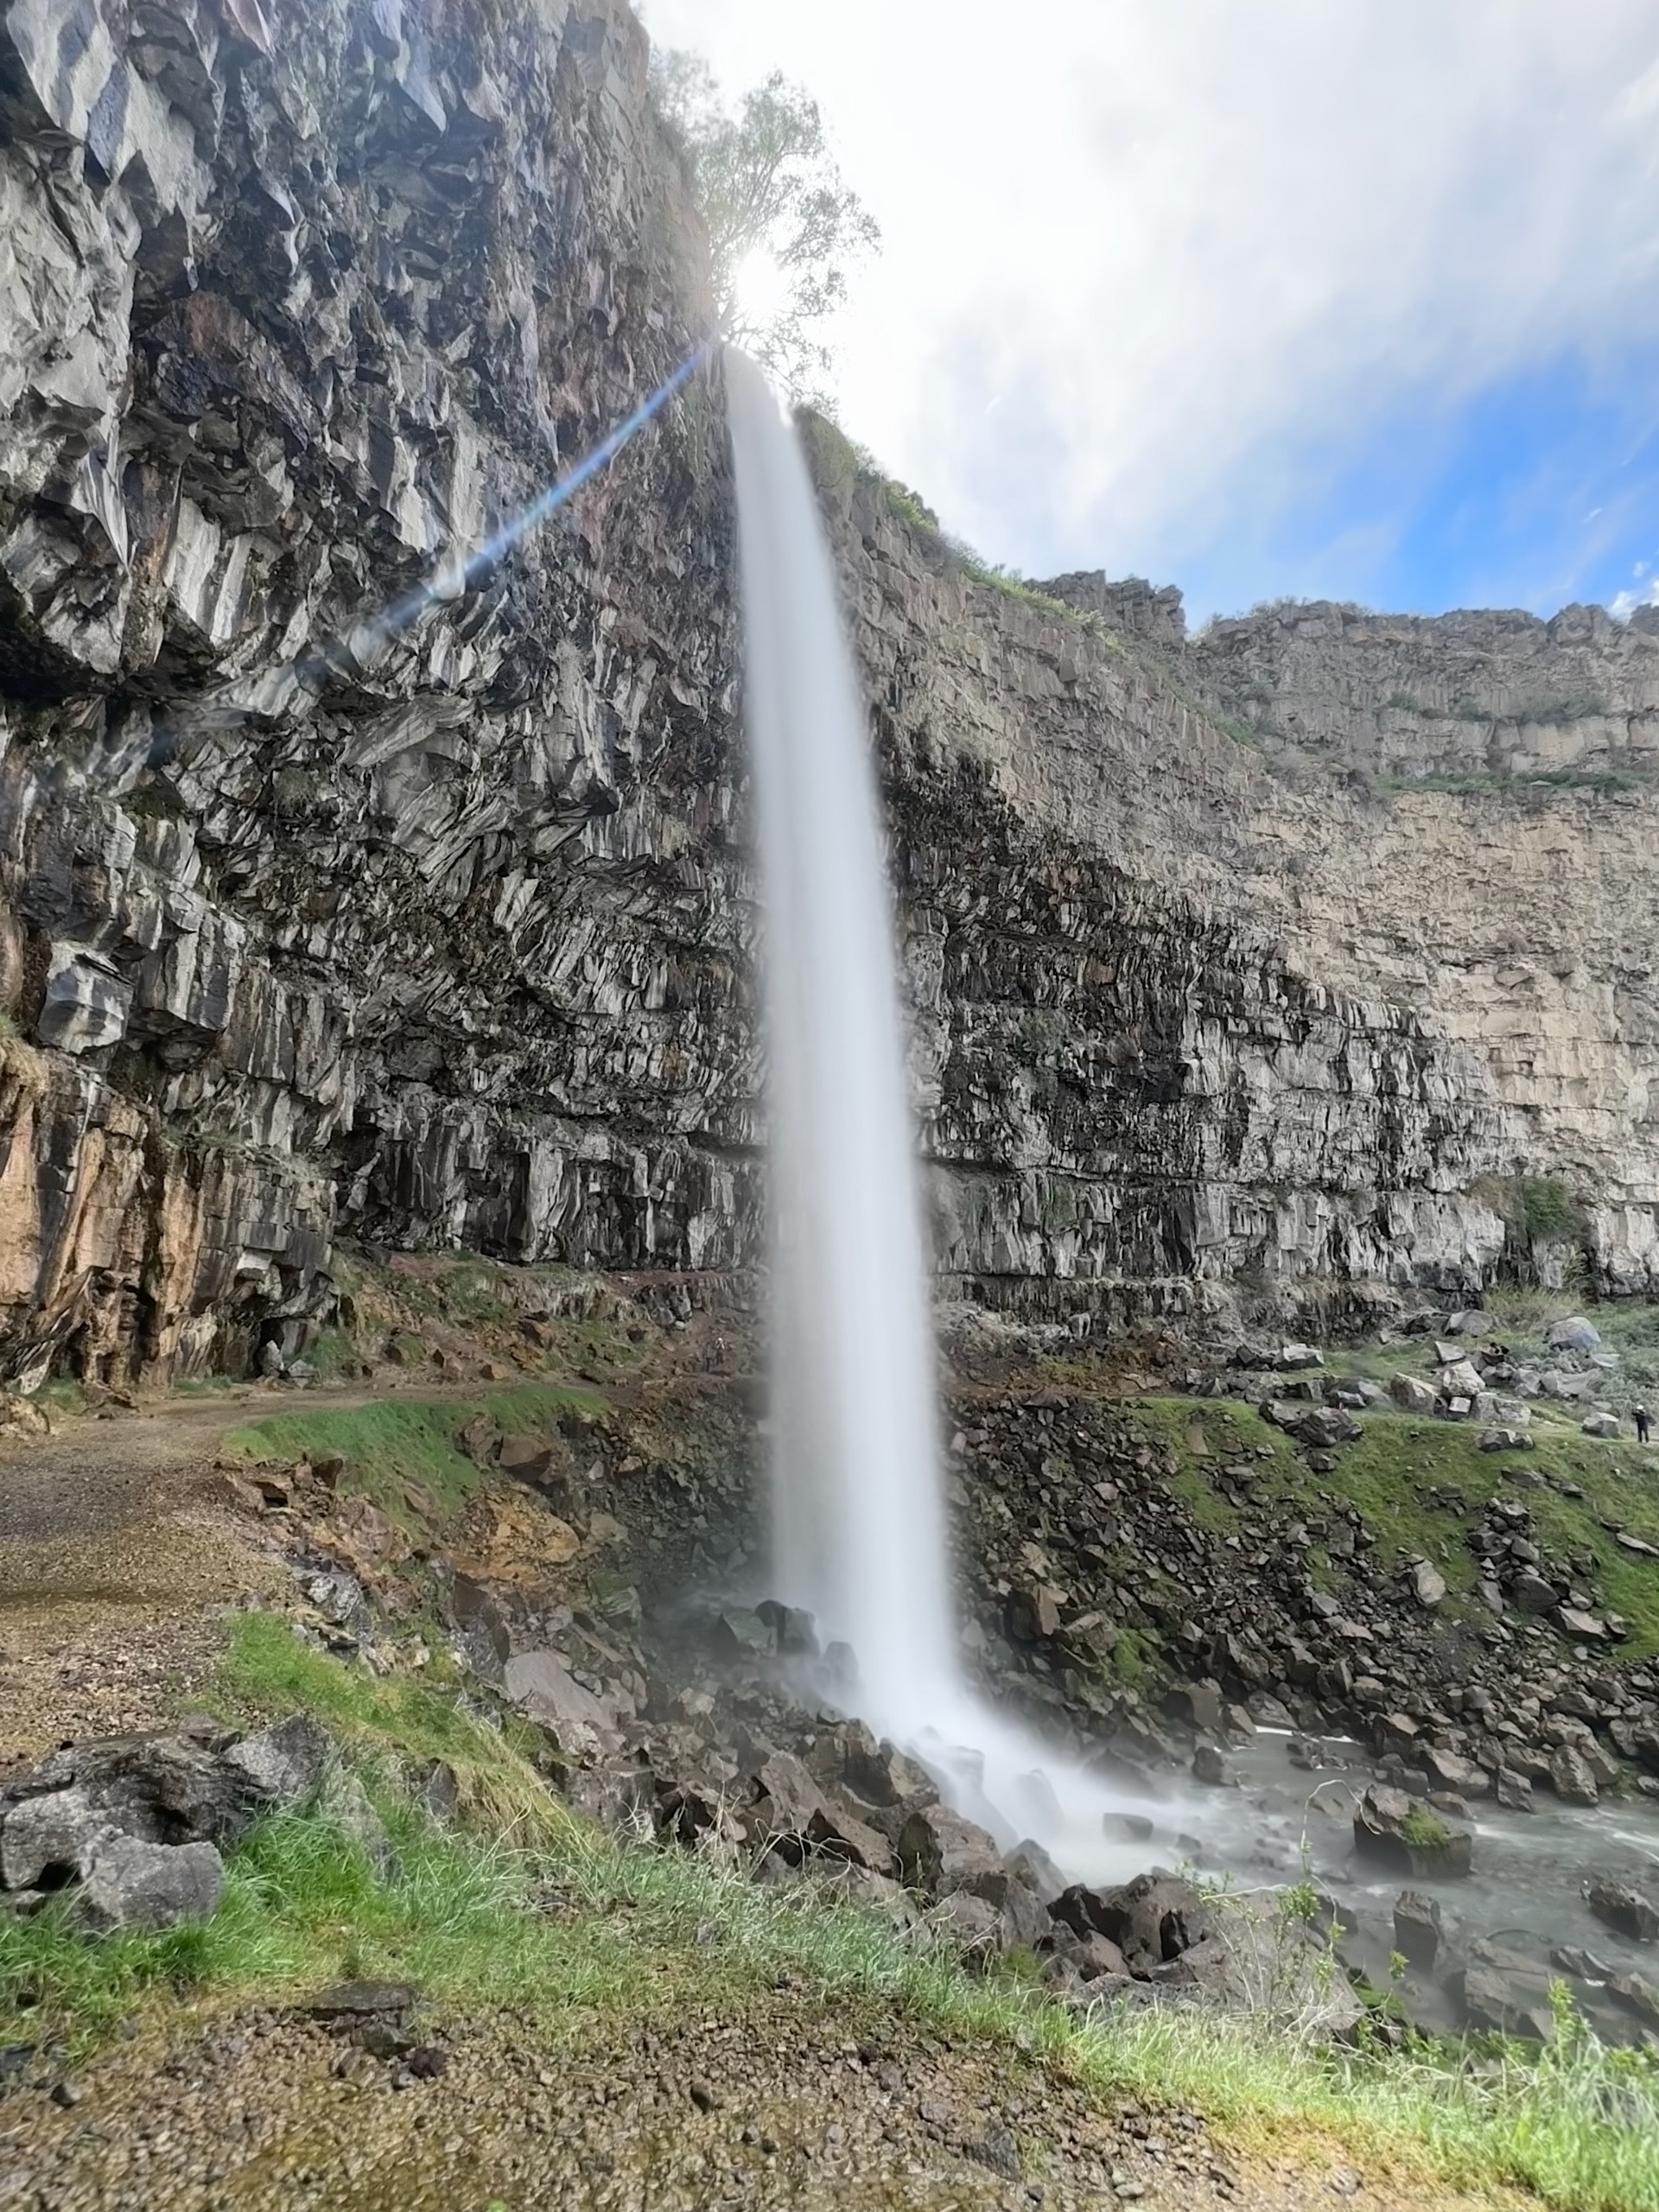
left=727, top=351, right=1164, bottom=1881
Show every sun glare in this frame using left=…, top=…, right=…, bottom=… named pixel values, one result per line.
left=733, top=245, right=791, bottom=330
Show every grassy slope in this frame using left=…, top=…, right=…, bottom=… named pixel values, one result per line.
left=3, top=1616, right=1657, bottom=2209
left=1128, top=1392, right=1659, bottom=1655
left=220, top=1384, right=604, bottom=1529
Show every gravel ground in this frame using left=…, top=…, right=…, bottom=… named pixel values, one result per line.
left=0, top=1400, right=286, bottom=1769
left=0, top=1986, right=1516, bottom=2212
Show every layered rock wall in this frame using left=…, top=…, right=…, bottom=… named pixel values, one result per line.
left=3, top=0, right=1657, bottom=1387
left=817, top=499, right=1659, bottom=1301
left=0, top=0, right=755, bottom=1379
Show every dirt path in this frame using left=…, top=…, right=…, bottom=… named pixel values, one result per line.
left=0, top=1389, right=308, bottom=1766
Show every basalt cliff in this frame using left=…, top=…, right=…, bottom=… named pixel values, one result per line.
left=2, top=0, right=1657, bottom=1385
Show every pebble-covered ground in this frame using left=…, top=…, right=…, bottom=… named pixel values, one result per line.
left=0, top=1988, right=1517, bottom=2212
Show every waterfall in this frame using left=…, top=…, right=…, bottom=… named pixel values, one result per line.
left=727, top=350, right=1166, bottom=1878
left=725, top=346, right=954, bottom=1716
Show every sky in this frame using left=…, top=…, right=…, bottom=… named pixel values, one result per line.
left=638, top=0, right=1659, bottom=626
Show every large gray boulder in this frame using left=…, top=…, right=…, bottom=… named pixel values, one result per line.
left=0, top=1714, right=334, bottom=1932
left=1352, top=1786, right=1472, bottom=1877
left=1549, top=1745, right=1599, bottom=1807
left=78, top=1838, right=224, bottom=1932
left=1389, top=1373, right=1437, bottom=1414
left=896, top=1805, right=1009, bottom=1905
left=1586, top=1878, right=1659, bottom=1942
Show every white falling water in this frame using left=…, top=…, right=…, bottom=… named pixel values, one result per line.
left=726, top=350, right=1169, bottom=1880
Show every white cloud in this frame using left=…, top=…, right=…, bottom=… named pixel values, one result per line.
left=639, top=1, right=1659, bottom=605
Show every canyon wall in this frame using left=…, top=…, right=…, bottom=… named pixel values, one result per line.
left=0, top=0, right=757, bottom=1381
left=1, top=0, right=1656, bottom=1385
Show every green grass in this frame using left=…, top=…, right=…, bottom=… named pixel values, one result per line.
left=219, top=1384, right=602, bottom=1529
left=216, top=1612, right=558, bottom=1827
left=5, top=1620, right=1658, bottom=2207
left=1400, top=1803, right=1453, bottom=1849
left=1123, top=1390, right=1659, bottom=1656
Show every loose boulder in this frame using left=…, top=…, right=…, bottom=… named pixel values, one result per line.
left=1548, top=1745, right=1599, bottom=1808
left=1586, top=1878, right=1659, bottom=1942
left=1389, top=1373, right=1437, bottom=1414
left=0, top=1717, right=332, bottom=1933
left=897, top=1805, right=1009, bottom=1905
left=1392, top=1891, right=1441, bottom=1973
left=1052, top=1872, right=1217, bottom=1979
left=78, top=1838, right=224, bottom=1933
left=1409, top=1561, right=1447, bottom=1609
left=1352, top=1786, right=1472, bottom=1878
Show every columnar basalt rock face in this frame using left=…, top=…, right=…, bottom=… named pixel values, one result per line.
left=0, top=0, right=755, bottom=1380
left=805, top=431, right=1659, bottom=1301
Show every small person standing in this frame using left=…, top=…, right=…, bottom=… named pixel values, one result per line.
left=1637, top=1405, right=1652, bottom=1446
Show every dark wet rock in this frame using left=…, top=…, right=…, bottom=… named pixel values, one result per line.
left=1551, top=1945, right=1612, bottom=1980
left=1392, top=1891, right=1441, bottom=1973
left=816, top=1722, right=938, bottom=1814
left=1192, top=1745, right=1231, bottom=1787
left=1004, top=1839, right=1067, bottom=1904
left=1548, top=1745, right=1599, bottom=1807
left=1103, top=1813, right=1156, bottom=1845
left=929, top=1891, right=1004, bottom=1956
left=1352, top=1786, right=1472, bottom=1878
left=997, top=1869, right=1057, bottom=1954
left=1509, top=1571, right=1559, bottom=1617
left=1046, top=1922, right=1130, bottom=1982
left=305, top=1981, right=421, bottom=2020
left=897, top=1806, right=1008, bottom=1905
left=709, top=1611, right=776, bottom=1662
left=1165, top=1683, right=1224, bottom=1732
left=1052, top=1872, right=1217, bottom=1980
left=1419, top=1746, right=1489, bottom=1798
left=1586, top=1878, right=1659, bottom=1942
left=1452, top=1960, right=1554, bottom=2042
left=1606, top=1972, right=1659, bottom=2024
left=744, top=1752, right=894, bottom=1874
left=1007, top=1584, right=1064, bottom=1641
left=754, top=1601, right=818, bottom=1656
